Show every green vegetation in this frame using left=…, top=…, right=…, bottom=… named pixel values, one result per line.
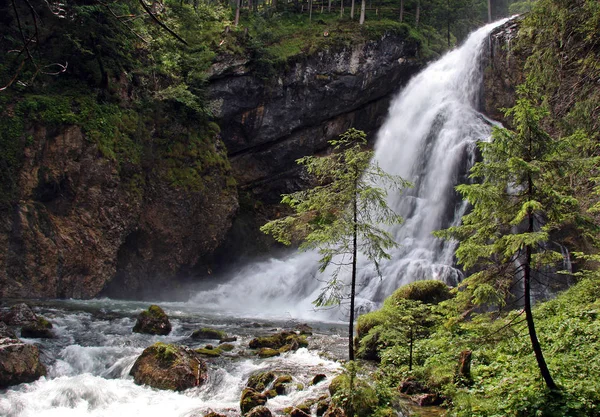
left=153, top=342, right=180, bottom=363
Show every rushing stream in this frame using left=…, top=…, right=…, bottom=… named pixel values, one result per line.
left=1, top=19, right=508, bottom=417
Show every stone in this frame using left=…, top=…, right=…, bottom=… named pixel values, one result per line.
left=247, top=371, right=275, bottom=391
left=410, top=393, right=443, bottom=407
left=246, top=405, right=272, bottom=417
left=398, top=377, right=427, bottom=395
left=0, top=322, right=16, bottom=339
left=316, top=399, right=330, bottom=417
left=240, top=388, right=267, bottom=415
left=273, top=374, right=293, bottom=394
left=2, top=303, right=37, bottom=326
left=323, top=406, right=346, bottom=417
left=132, top=305, right=171, bottom=335
left=311, top=373, right=327, bottom=385
left=249, top=331, right=308, bottom=352
left=290, top=408, right=311, bottom=417
left=258, top=348, right=280, bottom=358
left=294, top=323, right=313, bottom=335
left=21, top=317, right=54, bottom=339
left=204, top=413, right=227, bottom=417
left=191, top=327, right=227, bottom=341
left=0, top=337, right=47, bottom=388
left=129, top=342, right=207, bottom=391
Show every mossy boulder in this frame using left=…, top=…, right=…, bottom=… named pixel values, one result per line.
left=249, top=331, right=308, bottom=352
left=129, top=342, right=207, bottom=391
left=247, top=371, right=276, bottom=391
left=323, top=406, right=346, bottom=417
left=273, top=374, right=293, bottom=394
left=290, top=408, right=311, bottom=417
left=218, top=343, right=235, bottom=351
left=328, top=374, right=346, bottom=396
left=312, top=374, right=327, bottom=385
left=195, top=346, right=223, bottom=357
left=258, top=348, right=280, bottom=358
left=384, top=280, right=452, bottom=307
left=191, top=327, right=228, bottom=341
left=316, top=398, right=330, bottom=416
left=246, top=405, right=272, bottom=417
left=204, top=413, right=227, bottom=417
left=132, top=305, right=172, bottom=335
left=1, top=303, right=37, bottom=326
left=21, top=317, right=54, bottom=339
left=240, top=388, right=268, bottom=414
left=0, top=337, right=47, bottom=388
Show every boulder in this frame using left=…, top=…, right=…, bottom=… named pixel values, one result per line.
left=290, top=408, right=311, bottom=417
left=312, top=373, right=327, bottom=385
left=240, top=388, right=268, bottom=414
left=191, top=327, right=228, bottom=341
left=258, top=348, right=280, bottom=358
left=2, top=303, right=37, bottom=326
left=398, top=377, right=428, bottom=395
left=129, top=342, right=207, bottom=391
left=294, top=324, right=313, bottom=335
left=0, top=337, right=47, bottom=388
left=0, top=322, right=16, bottom=339
left=247, top=371, right=275, bottom=391
left=132, top=305, right=171, bottom=335
left=204, top=413, right=227, bottom=417
left=411, top=393, right=443, bottom=406
left=21, top=317, right=54, bottom=339
left=316, top=398, right=330, bottom=417
left=273, top=374, right=293, bottom=394
left=323, top=406, right=346, bottom=417
left=249, top=331, right=308, bottom=353
left=246, top=406, right=273, bottom=417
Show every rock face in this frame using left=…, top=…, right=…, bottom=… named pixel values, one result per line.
left=132, top=305, right=172, bottom=335
left=0, top=337, right=47, bottom=388
left=482, top=17, right=525, bottom=124
left=129, top=342, right=207, bottom=391
left=0, top=120, right=237, bottom=299
left=210, top=34, right=421, bottom=260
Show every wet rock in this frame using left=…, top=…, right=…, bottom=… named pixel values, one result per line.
left=2, top=303, right=37, bottom=326
left=0, top=322, right=16, bottom=339
left=132, top=305, right=171, bottom=335
left=294, top=323, right=313, bottom=335
left=218, top=343, right=235, bottom=351
left=191, top=327, right=227, bottom=341
left=0, top=337, right=47, bottom=388
left=21, top=317, right=54, bottom=339
left=290, top=408, right=311, bottom=417
left=316, top=398, right=330, bottom=417
left=323, top=406, right=346, bottom=417
left=258, top=348, right=280, bottom=358
left=312, top=374, right=327, bottom=385
left=246, top=405, right=272, bottom=417
left=398, top=377, right=428, bottom=395
left=247, top=371, right=275, bottom=391
left=129, top=342, right=207, bottom=391
left=240, top=388, right=267, bottom=414
left=195, top=346, right=222, bottom=357
left=204, top=413, right=227, bottom=417
left=411, top=393, right=443, bottom=406
left=249, top=331, right=308, bottom=353
left=273, top=374, right=293, bottom=394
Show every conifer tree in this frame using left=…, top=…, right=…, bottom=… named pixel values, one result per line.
left=438, top=86, right=591, bottom=390
left=261, top=128, right=410, bottom=361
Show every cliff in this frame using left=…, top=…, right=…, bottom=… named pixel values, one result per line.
left=0, top=33, right=421, bottom=299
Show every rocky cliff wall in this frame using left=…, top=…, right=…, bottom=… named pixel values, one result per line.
left=0, top=33, right=421, bottom=299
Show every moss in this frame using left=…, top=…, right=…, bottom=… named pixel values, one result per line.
left=218, top=343, right=235, bottom=351
left=258, top=347, right=280, bottom=358
left=247, top=371, right=276, bottom=391
left=383, top=280, right=452, bottom=307
left=153, top=342, right=179, bottom=363
left=36, top=317, right=53, bottom=329
left=328, top=374, right=347, bottom=396
left=191, top=327, right=227, bottom=340
left=195, top=347, right=222, bottom=357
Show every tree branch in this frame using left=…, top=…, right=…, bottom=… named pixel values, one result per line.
left=138, top=0, right=188, bottom=46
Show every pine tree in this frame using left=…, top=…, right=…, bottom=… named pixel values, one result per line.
left=261, top=128, right=410, bottom=361
left=438, top=86, right=591, bottom=390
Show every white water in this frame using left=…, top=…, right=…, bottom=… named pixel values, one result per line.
left=1, top=20, right=509, bottom=417
left=189, top=19, right=508, bottom=320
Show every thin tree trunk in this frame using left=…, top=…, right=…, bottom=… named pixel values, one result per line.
left=350, top=0, right=355, bottom=19
left=446, top=0, right=450, bottom=47
left=399, top=0, right=403, bottom=22
left=409, top=327, right=414, bottom=371
left=359, top=0, right=365, bottom=24
left=340, top=0, right=344, bottom=18
left=349, top=177, right=358, bottom=362
left=525, top=177, right=558, bottom=391
left=234, top=0, right=241, bottom=26
left=415, top=0, right=420, bottom=27
left=272, top=0, right=277, bottom=10
left=309, top=0, right=313, bottom=21
left=487, top=0, right=492, bottom=22
left=328, top=0, right=331, bottom=12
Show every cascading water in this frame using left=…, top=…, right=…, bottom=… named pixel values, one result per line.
left=190, top=18, right=509, bottom=320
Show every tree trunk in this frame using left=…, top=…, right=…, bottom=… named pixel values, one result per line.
left=488, top=0, right=492, bottom=22
left=399, top=0, right=403, bottom=21
left=415, top=0, right=420, bottom=27
left=309, top=0, right=313, bottom=21
left=350, top=0, right=355, bottom=19
left=446, top=0, right=450, bottom=47
left=328, top=0, right=331, bottom=13
left=524, top=176, right=558, bottom=391
left=349, top=177, right=358, bottom=362
left=408, top=327, right=414, bottom=371
left=234, top=0, right=241, bottom=26
left=456, top=350, right=472, bottom=382
left=359, top=0, right=365, bottom=24
left=340, top=0, right=344, bottom=18
left=272, top=0, right=277, bottom=11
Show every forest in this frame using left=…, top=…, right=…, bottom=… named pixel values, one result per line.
left=1, top=0, right=599, bottom=417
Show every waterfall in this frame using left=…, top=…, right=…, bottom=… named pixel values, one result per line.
left=189, top=19, right=510, bottom=321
